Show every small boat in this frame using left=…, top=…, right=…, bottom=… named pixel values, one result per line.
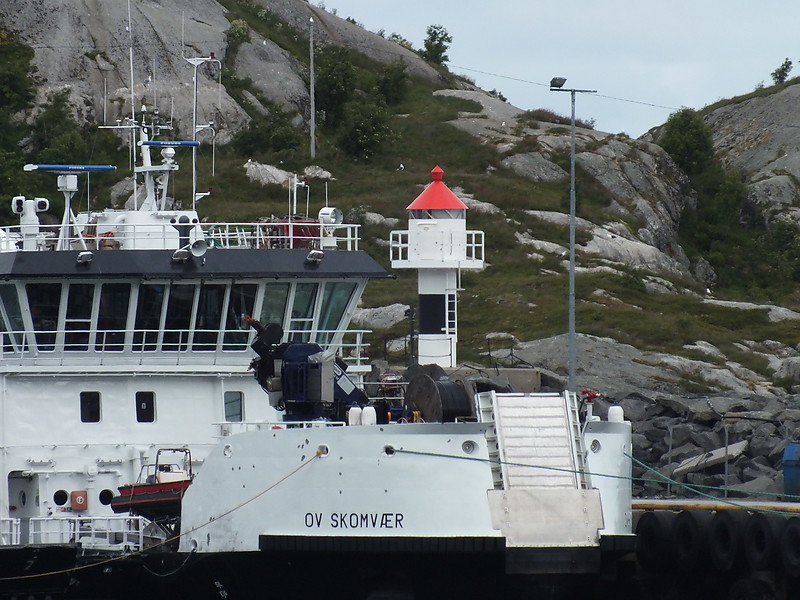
left=110, top=448, right=193, bottom=523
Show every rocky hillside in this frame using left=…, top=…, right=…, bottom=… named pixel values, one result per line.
left=704, top=84, right=800, bottom=225
left=6, top=0, right=800, bottom=499
left=0, top=0, right=441, bottom=143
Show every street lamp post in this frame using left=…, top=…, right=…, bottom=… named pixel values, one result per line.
left=549, top=77, right=596, bottom=394
left=309, top=17, right=316, bottom=160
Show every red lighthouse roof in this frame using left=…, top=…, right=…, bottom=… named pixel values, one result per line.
left=406, top=166, right=468, bottom=210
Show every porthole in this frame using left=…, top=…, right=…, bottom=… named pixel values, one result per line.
left=590, top=439, right=601, bottom=453
left=53, top=490, right=68, bottom=506
left=462, top=440, right=477, bottom=455
left=99, top=489, right=114, bottom=506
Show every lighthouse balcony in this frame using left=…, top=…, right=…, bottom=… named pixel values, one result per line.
left=389, top=229, right=484, bottom=269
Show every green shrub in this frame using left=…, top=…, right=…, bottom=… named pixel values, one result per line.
left=232, top=105, right=301, bottom=155
left=226, top=19, right=250, bottom=43
left=337, top=95, right=391, bottom=160
left=658, top=108, right=713, bottom=176
left=315, top=45, right=356, bottom=121
left=377, top=60, right=409, bottom=105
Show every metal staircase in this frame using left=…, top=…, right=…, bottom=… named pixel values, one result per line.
left=476, top=391, right=587, bottom=490
left=476, top=391, right=503, bottom=488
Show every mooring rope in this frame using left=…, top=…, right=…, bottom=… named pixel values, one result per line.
left=0, top=450, right=322, bottom=583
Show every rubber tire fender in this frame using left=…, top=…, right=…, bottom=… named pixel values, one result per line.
left=743, top=512, right=785, bottom=571
left=709, top=510, right=748, bottom=572
left=635, top=510, right=676, bottom=573
left=779, top=515, right=800, bottom=577
left=672, top=509, right=713, bottom=572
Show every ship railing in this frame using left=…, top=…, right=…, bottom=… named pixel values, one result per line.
left=27, top=516, right=145, bottom=551
left=0, top=221, right=361, bottom=252
left=203, top=221, right=361, bottom=251
left=0, top=327, right=371, bottom=370
left=216, top=420, right=346, bottom=437
left=0, top=518, right=20, bottom=546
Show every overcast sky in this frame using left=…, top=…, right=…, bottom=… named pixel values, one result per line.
left=326, top=0, right=798, bottom=137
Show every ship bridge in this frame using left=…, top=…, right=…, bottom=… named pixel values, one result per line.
left=0, top=214, right=387, bottom=371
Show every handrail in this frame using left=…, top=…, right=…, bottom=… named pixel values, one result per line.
left=0, top=518, right=20, bottom=546
left=0, top=221, right=361, bottom=252
left=0, top=327, right=371, bottom=368
left=27, top=515, right=145, bottom=551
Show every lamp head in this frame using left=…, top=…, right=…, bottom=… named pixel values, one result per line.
left=305, top=249, right=324, bottom=265
left=550, top=77, right=567, bottom=89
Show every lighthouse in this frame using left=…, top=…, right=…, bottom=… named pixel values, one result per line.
left=390, top=166, right=484, bottom=367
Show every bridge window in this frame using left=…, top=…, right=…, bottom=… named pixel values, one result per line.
left=65, top=284, right=94, bottom=351
left=0, top=284, right=24, bottom=351
left=260, top=282, right=289, bottom=329
left=163, top=284, right=195, bottom=351
left=289, top=282, right=318, bottom=342
left=80, top=391, right=101, bottom=423
left=95, top=283, right=130, bottom=352
left=133, top=284, right=165, bottom=351
left=26, top=283, right=62, bottom=351
left=224, top=391, right=243, bottom=422
left=223, top=284, right=256, bottom=350
left=136, top=391, right=155, bottom=423
left=194, top=284, right=225, bottom=351
left=317, top=282, right=357, bottom=345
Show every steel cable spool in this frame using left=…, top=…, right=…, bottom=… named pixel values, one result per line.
left=403, top=374, right=471, bottom=422
left=709, top=510, right=748, bottom=572
left=743, top=512, right=785, bottom=571
left=635, top=511, right=676, bottom=573
left=672, top=509, right=713, bottom=572
left=779, top=515, right=800, bottom=577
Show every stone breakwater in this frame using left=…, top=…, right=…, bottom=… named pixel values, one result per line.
left=494, top=332, right=800, bottom=500
left=591, top=391, right=796, bottom=499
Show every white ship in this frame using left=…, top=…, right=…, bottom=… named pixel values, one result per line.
left=0, top=104, right=634, bottom=600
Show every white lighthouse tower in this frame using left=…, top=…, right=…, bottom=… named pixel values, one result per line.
left=390, top=166, right=484, bottom=367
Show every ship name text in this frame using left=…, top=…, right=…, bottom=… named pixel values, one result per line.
left=304, top=512, right=404, bottom=529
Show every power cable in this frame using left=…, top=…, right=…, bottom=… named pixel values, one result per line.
left=450, top=64, right=679, bottom=110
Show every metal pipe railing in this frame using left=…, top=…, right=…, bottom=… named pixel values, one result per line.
left=0, top=221, right=361, bottom=252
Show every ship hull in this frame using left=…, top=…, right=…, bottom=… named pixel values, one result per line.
left=0, top=545, right=623, bottom=600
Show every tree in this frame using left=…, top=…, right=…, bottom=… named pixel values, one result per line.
left=233, top=105, right=301, bottom=156
left=377, top=60, right=409, bottom=105
left=420, top=24, right=452, bottom=65
left=658, top=108, right=714, bottom=176
left=337, top=95, right=390, bottom=160
left=771, top=58, right=793, bottom=85
left=315, top=45, right=356, bottom=122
